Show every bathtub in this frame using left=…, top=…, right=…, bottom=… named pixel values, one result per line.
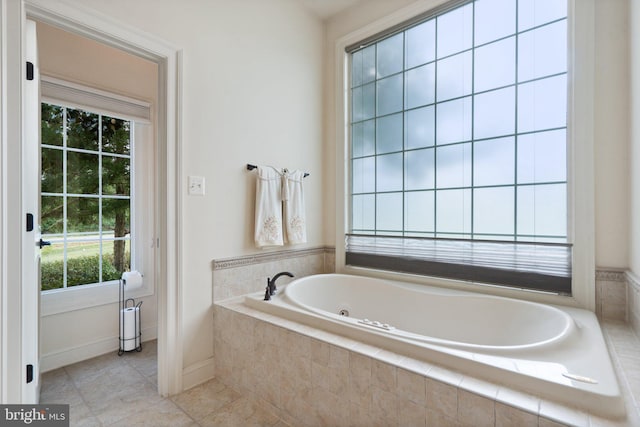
left=244, top=273, right=625, bottom=419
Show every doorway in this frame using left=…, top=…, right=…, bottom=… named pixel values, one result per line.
left=16, top=0, right=183, bottom=399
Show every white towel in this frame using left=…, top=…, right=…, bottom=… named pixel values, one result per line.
left=283, top=169, right=307, bottom=245
left=255, top=166, right=284, bottom=248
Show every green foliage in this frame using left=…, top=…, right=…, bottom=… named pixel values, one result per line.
left=41, top=252, right=130, bottom=291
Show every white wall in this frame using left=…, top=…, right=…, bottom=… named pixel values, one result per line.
left=36, top=22, right=159, bottom=371
left=631, top=0, right=640, bottom=275
left=324, top=0, right=632, bottom=270
left=53, top=0, right=325, bottom=378
left=594, top=0, right=630, bottom=269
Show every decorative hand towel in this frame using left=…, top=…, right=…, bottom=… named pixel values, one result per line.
left=283, top=169, right=307, bottom=244
left=255, top=166, right=284, bottom=248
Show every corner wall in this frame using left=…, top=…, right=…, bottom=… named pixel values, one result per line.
left=630, top=1, right=640, bottom=276
left=56, top=0, right=326, bottom=388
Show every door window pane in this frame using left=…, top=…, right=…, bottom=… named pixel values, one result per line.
left=40, top=103, right=133, bottom=290
left=67, top=108, right=98, bottom=151
left=41, top=147, right=63, bottom=193
left=41, top=104, right=63, bottom=146
left=67, top=197, right=99, bottom=233
left=67, top=151, right=99, bottom=195
left=102, top=116, right=131, bottom=155
left=102, top=156, right=131, bottom=196
left=41, top=196, right=64, bottom=234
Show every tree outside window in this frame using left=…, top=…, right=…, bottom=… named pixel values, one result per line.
left=41, top=103, right=132, bottom=291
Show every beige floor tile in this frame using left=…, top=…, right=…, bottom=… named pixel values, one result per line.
left=171, top=378, right=241, bottom=421
left=107, top=399, right=196, bottom=427
left=40, top=341, right=295, bottom=427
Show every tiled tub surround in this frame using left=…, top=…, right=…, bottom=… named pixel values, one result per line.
left=214, top=299, right=640, bottom=427
left=626, top=271, right=640, bottom=333
left=212, top=246, right=335, bottom=301
left=596, top=269, right=628, bottom=322
left=210, top=253, right=638, bottom=425
left=245, top=274, right=623, bottom=418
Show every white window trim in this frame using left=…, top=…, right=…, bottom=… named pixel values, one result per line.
left=334, top=0, right=595, bottom=310
left=41, top=74, right=151, bottom=124
left=40, top=83, right=156, bottom=316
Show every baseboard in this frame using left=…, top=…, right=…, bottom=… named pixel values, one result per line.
left=182, top=357, right=215, bottom=391
left=40, top=324, right=157, bottom=373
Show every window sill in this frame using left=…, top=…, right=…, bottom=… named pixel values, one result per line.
left=41, top=280, right=153, bottom=317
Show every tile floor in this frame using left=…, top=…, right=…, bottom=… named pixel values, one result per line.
left=39, top=341, right=289, bottom=427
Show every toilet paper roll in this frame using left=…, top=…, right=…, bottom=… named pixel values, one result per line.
left=122, top=271, right=143, bottom=291
left=120, top=307, right=140, bottom=351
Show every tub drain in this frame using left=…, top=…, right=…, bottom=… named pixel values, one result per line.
left=339, top=309, right=350, bottom=317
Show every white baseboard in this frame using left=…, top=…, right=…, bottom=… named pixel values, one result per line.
left=182, top=357, right=215, bottom=391
left=40, top=324, right=157, bottom=373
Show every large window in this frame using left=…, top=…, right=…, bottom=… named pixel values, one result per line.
left=347, top=0, right=571, bottom=293
left=41, top=103, right=132, bottom=291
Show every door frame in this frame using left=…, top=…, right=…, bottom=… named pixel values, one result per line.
left=0, top=0, right=184, bottom=400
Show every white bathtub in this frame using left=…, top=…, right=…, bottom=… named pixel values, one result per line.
left=245, top=273, right=625, bottom=419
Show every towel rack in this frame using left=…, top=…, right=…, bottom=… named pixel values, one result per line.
left=246, top=163, right=309, bottom=178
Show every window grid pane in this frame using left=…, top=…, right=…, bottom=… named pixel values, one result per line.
left=349, top=0, right=567, bottom=243
left=40, top=103, right=133, bottom=291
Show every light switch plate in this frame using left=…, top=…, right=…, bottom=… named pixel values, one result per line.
left=188, top=176, right=205, bottom=196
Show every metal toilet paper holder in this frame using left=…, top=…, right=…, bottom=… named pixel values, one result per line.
left=118, top=278, right=143, bottom=355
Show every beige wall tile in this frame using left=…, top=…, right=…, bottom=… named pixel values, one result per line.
left=426, top=378, right=458, bottom=417
left=457, top=389, right=495, bottom=427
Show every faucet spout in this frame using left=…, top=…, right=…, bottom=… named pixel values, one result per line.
left=268, top=271, right=294, bottom=295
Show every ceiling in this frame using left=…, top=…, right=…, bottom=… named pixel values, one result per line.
left=297, top=0, right=361, bottom=19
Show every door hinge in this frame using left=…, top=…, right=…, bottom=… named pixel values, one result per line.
left=26, top=364, right=33, bottom=383
left=26, top=61, right=34, bottom=81
left=26, top=213, right=34, bottom=232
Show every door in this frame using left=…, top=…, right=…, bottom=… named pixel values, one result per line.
left=22, top=18, right=41, bottom=403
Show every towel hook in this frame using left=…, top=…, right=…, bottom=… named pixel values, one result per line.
left=246, top=164, right=309, bottom=178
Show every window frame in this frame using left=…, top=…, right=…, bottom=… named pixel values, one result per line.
left=40, top=103, right=134, bottom=291
left=334, top=0, right=596, bottom=310
left=40, top=77, right=156, bottom=315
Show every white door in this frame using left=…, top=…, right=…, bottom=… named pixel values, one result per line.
left=22, top=18, right=41, bottom=404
